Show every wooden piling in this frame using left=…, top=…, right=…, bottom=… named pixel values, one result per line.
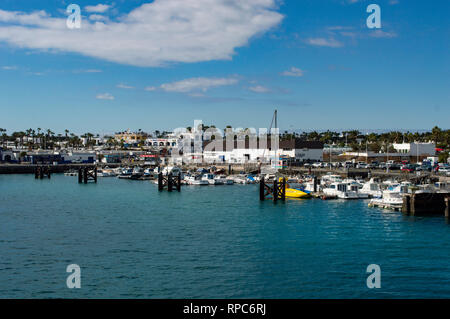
left=410, top=194, right=416, bottom=216
left=260, top=179, right=265, bottom=201
left=158, top=173, right=163, bottom=191
left=177, top=173, right=181, bottom=192
left=168, top=173, right=173, bottom=192
left=313, top=176, right=318, bottom=193
left=445, top=197, right=449, bottom=218
left=402, top=194, right=411, bottom=215
left=273, top=179, right=278, bottom=202
left=157, top=171, right=181, bottom=193
left=279, top=178, right=286, bottom=201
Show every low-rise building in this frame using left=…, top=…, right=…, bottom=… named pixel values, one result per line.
left=201, top=139, right=323, bottom=164
left=114, top=130, right=147, bottom=145
left=392, top=142, right=436, bottom=156
left=145, top=138, right=178, bottom=148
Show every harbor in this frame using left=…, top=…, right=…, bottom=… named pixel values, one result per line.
left=2, top=161, right=447, bottom=217
left=1, top=173, right=449, bottom=298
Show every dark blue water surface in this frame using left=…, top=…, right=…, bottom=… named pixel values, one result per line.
left=0, top=174, right=449, bottom=298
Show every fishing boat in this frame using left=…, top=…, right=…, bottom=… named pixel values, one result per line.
left=129, top=167, right=145, bottom=180
left=323, top=182, right=360, bottom=199
left=97, top=167, right=116, bottom=177
left=185, top=175, right=209, bottom=185
left=360, top=178, right=383, bottom=198
left=215, top=175, right=234, bottom=185
left=321, top=173, right=343, bottom=185
left=368, top=183, right=410, bottom=209
left=343, top=180, right=368, bottom=199
left=118, top=167, right=133, bottom=179
left=202, top=173, right=223, bottom=185
left=64, top=170, right=78, bottom=176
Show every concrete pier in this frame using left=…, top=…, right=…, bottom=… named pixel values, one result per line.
left=402, top=192, right=450, bottom=216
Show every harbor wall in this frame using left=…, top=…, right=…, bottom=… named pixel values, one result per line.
left=0, top=164, right=117, bottom=174
left=402, top=192, right=450, bottom=216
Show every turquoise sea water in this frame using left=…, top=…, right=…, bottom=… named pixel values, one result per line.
left=0, top=174, right=449, bottom=299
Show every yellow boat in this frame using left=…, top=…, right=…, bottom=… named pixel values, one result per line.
left=285, top=188, right=311, bottom=199
left=279, top=178, right=311, bottom=199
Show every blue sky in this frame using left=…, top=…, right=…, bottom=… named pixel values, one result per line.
left=0, top=0, right=448, bottom=135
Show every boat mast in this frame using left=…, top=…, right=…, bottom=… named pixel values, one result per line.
left=275, top=109, right=278, bottom=168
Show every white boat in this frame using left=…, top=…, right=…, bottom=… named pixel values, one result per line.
left=118, top=167, right=133, bottom=179
left=202, top=173, right=223, bottom=185
left=97, top=167, right=116, bottom=177
left=369, top=192, right=404, bottom=209
left=232, top=174, right=256, bottom=184
left=321, top=173, right=343, bottom=185
left=369, top=183, right=410, bottom=209
left=360, top=178, right=383, bottom=198
left=113, top=167, right=123, bottom=175
left=64, top=170, right=78, bottom=176
left=185, top=175, right=209, bottom=185
left=304, top=181, right=319, bottom=193
left=215, top=175, right=234, bottom=185
left=130, top=167, right=144, bottom=179
left=323, top=182, right=360, bottom=199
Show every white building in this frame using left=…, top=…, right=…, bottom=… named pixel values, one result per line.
left=145, top=138, right=178, bottom=148
left=201, top=139, right=323, bottom=164
left=392, top=142, right=436, bottom=156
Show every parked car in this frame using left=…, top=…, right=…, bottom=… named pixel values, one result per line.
left=401, top=164, right=415, bottom=173
left=388, top=163, right=401, bottom=170
left=356, top=163, right=368, bottom=169
left=416, top=165, right=431, bottom=172
left=344, top=161, right=354, bottom=168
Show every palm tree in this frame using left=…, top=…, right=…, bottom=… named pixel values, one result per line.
left=0, top=128, right=6, bottom=148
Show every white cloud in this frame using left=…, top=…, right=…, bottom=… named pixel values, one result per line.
left=73, top=69, right=102, bottom=73
left=0, top=0, right=283, bottom=67
left=188, top=92, right=206, bottom=98
left=160, top=77, right=238, bottom=93
left=249, top=85, right=270, bottom=93
left=145, top=86, right=157, bottom=91
left=369, top=30, right=398, bottom=38
left=306, top=37, right=343, bottom=48
left=116, top=83, right=134, bottom=89
left=89, top=14, right=108, bottom=21
left=85, top=4, right=112, bottom=13
left=96, top=93, right=115, bottom=100
left=281, top=67, right=304, bottom=77
left=2, top=66, right=17, bottom=70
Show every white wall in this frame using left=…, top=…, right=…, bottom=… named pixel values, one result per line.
left=392, top=143, right=435, bottom=156
left=203, top=148, right=322, bottom=163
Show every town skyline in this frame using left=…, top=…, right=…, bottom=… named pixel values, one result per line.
left=1, top=0, right=449, bottom=132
